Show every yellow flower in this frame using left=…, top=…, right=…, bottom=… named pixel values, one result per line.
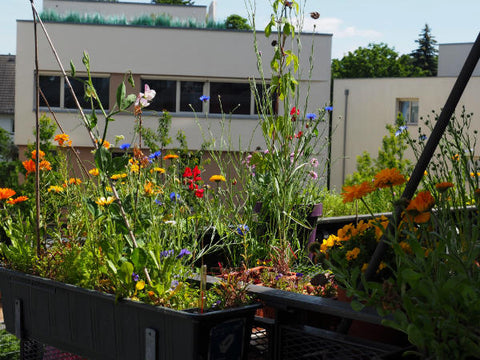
left=361, top=263, right=369, bottom=272
left=95, top=196, right=115, bottom=206
left=346, top=247, right=360, bottom=261
left=151, top=167, right=165, bottom=174
left=48, top=185, right=64, bottom=193
left=399, top=241, right=412, bottom=254
left=106, top=186, right=112, bottom=192
left=144, top=181, right=155, bottom=196
left=6, top=196, right=29, bottom=205
left=136, top=280, right=145, bottom=291
left=111, top=173, right=127, bottom=180
left=54, top=133, right=72, bottom=147
left=67, top=178, right=82, bottom=185
left=209, top=175, right=226, bottom=182
left=130, top=164, right=139, bottom=173
left=89, top=168, right=99, bottom=176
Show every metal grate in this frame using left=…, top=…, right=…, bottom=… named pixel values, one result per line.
left=278, top=325, right=396, bottom=360
left=249, top=326, right=269, bottom=360
left=21, top=340, right=86, bottom=360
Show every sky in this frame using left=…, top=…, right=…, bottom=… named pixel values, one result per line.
left=1, top=0, right=479, bottom=60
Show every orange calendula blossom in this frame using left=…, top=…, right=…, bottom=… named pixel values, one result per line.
left=48, top=185, right=64, bottom=193
left=54, top=133, right=72, bottom=147
left=7, top=196, right=28, bottom=205
left=89, top=168, right=99, bottom=176
left=95, top=196, right=115, bottom=206
left=22, top=159, right=52, bottom=175
left=346, top=247, right=360, bottom=261
left=341, top=181, right=374, bottom=203
left=435, top=182, right=454, bottom=193
left=31, top=150, right=45, bottom=160
left=373, top=168, right=406, bottom=189
left=209, top=175, right=226, bottom=182
left=0, top=188, right=16, bottom=200
left=405, top=190, right=435, bottom=223
left=163, top=154, right=179, bottom=160
left=111, top=173, right=127, bottom=180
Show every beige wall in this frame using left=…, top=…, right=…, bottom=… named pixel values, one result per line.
left=15, top=21, right=331, bottom=153
left=438, top=43, right=480, bottom=77
left=43, top=0, right=209, bottom=23
left=330, top=76, right=480, bottom=191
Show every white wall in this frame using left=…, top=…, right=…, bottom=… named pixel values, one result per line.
left=15, top=21, right=331, bottom=152
left=43, top=0, right=208, bottom=23
left=438, top=43, right=480, bottom=77
left=330, top=76, right=480, bottom=190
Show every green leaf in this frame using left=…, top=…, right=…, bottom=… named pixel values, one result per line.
left=106, top=259, right=118, bottom=275
left=283, top=22, right=292, bottom=36
left=121, top=94, right=137, bottom=111
left=116, top=82, right=126, bottom=110
left=350, top=299, right=365, bottom=312
left=111, top=155, right=129, bottom=173
left=265, top=17, right=274, bottom=37
left=70, top=61, right=76, bottom=77
left=401, top=268, right=422, bottom=286
left=88, top=110, right=97, bottom=130
left=131, top=248, right=147, bottom=270
left=94, top=146, right=112, bottom=173
left=120, top=261, right=134, bottom=284
left=127, top=71, right=135, bottom=88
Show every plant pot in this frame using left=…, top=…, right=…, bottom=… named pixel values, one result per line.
left=0, top=267, right=259, bottom=360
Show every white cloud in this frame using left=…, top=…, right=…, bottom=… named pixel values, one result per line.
left=299, top=17, right=382, bottom=40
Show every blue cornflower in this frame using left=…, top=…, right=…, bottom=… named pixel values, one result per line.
left=419, top=134, right=427, bottom=141
left=170, top=279, right=179, bottom=289
left=160, top=249, right=174, bottom=258
left=120, top=143, right=131, bottom=151
left=199, top=95, right=210, bottom=102
left=132, top=272, right=139, bottom=282
left=149, top=150, right=162, bottom=160
left=324, top=106, right=333, bottom=112
left=155, top=199, right=163, bottom=206
left=306, top=113, right=317, bottom=120
left=296, top=272, right=304, bottom=278
left=176, top=248, right=191, bottom=259
left=395, top=125, right=408, bottom=137
left=236, top=224, right=249, bottom=236
left=170, top=192, right=180, bottom=202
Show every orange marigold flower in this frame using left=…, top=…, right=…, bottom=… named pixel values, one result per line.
left=48, top=185, right=64, bottom=193
left=373, top=168, right=406, bottom=189
left=0, top=188, right=16, bottom=200
left=406, top=191, right=435, bottom=213
left=144, top=181, right=155, bottom=196
left=7, top=196, right=28, bottom=205
left=346, top=247, right=360, bottom=261
left=54, top=133, right=72, bottom=147
left=67, top=178, right=82, bottom=185
left=31, top=150, right=45, bottom=160
left=89, top=168, right=99, bottom=176
left=40, top=160, right=52, bottom=171
left=163, top=154, right=179, bottom=160
left=23, top=159, right=36, bottom=174
left=341, top=181, right=374, bottom=203
left=435, top=182, right=454, bottom=193
left=111, top=173, right=127, bottom=180
left=151, top=167, right=165, bottom=174
left=209, top=175, right=226, bottom=182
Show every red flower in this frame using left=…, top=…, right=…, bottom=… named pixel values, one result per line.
left=192, top=165, right=202, bottom=181
left=295, top=131, right=303, bottom=138
left=183, top=167, right=193, bottom=178
left=290, top=107, right=300, bottom=121
left=195, top=188, right=204, bottom=198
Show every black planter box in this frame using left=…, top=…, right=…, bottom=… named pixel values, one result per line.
left=0, top=267, right=259, bottom=360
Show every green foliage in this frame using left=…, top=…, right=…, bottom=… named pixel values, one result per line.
left=225, top=14, right=251, bottom=30
left=345, top=119, right=413, bottom=186
left=410, top=24, right=438, bottom=77
left=0, top=329, right=20, bottom=359
left=331, top=43, right=425, bottom=79
left=0, top=127, right=19, bottom=189
left=152, top=0, right=194, bottom=4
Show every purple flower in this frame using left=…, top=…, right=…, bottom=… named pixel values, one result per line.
left=237, top=224, right=249, bottom=236
left=395, top=125, right=408, bottom=137
left=132, top=272, right=139, bottom=282
left=155, top=199, right=163, bottom=206
left=306, top=113, right=317, bottom=120
left=199, top=95, right=210, bottom=102
left=176, top=248, right=191, bottom=259
left=324, top=106, right=333, bottom=112
left=419, top=134, right=427, bottom=141
left=160, top=249, right=174, bottom=258
left=170, top=279, right=179, bottom=289
left=296, top=272, right=304, bottom=278
left=120, top=143, right=131, bottom=150
left=275, top=274, right=283, bottom=281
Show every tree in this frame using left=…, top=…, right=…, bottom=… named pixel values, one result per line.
left=410, top=24, right=438, bottom=76
left=0, top=127, right=19, bottom=189
left=152, top=0, right=194, bottom=5
left=225, top=14, right=251, bottom=30
left=332, top=43, right=425, bottom=79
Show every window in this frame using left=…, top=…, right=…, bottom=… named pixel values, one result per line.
left=39, top=75, right=61, bottom=107
left=64, top=77, right=110, bottom=109
left=397, top=99, right=419, bottom=125
left=209, top=82, right=251, bottom=115
left=38, top=74, right=109, bottom=110
left=180, top=81, right=204, bottom=112
left=141, top=79, right=176, bottom=112
left=254, top=84, right=277, bottom=115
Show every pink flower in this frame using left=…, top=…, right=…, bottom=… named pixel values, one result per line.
left=135, top=84, right=156, bottom=108
left=309, top=171, right=318, bottom=180
left=310, top=158, right=319, bottom=168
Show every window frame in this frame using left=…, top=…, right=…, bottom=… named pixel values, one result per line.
left=396, top=98, right=419, bottom=125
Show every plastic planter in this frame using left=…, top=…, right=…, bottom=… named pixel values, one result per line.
left=0, top=267, right=259, bottom=360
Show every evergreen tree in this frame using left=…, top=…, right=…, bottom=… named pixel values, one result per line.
left=410, top=24, right=438, bottom=76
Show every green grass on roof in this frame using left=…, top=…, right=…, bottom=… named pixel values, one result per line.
left=39, top=9, right=226, bottom=30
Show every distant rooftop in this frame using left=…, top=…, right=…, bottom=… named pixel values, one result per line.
left=43, top=0, right=214, bottom=23
left=0, top=55, right=15, bottom=114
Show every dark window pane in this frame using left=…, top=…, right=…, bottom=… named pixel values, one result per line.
left=180, top=81, right=204, bottom=112
left=254, top=84, right=277, bottom=115
left=210, top=82, right=250, bottom=115
left=64, top=77, right=110, bottom=109
left=39, top=75, right=60, bottom=107
left=142, top=79, right=176, bottom=112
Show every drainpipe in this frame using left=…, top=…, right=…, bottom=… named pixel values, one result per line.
left=341, top=89, right=349, bottom=184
